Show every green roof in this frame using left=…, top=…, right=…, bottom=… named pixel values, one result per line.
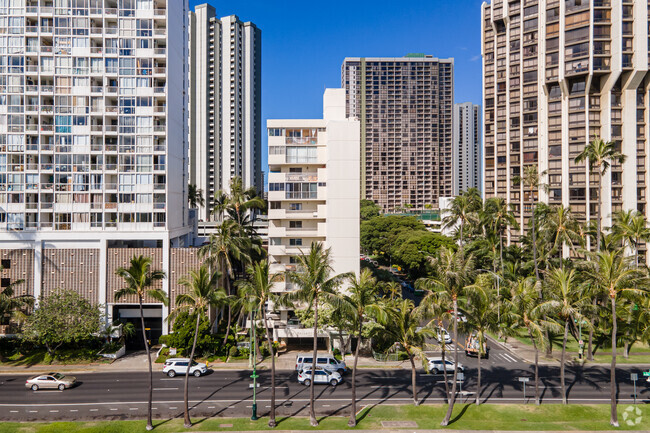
left=405, top=53, right=427, bottom=58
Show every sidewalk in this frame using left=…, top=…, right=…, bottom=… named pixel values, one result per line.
left=187, top=430, right=628, bottom=433
left=0, top=351, right=413, bottom=374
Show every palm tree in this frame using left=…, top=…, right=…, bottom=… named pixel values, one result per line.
left=542, top=205, right=582, bottom=268
left=537, top=268, right=592, bottom=404
left=612, top=210, right=650, bottom=268
left=508, top=277, right=558, bottom=405
left=170, top=266, right=225, bottom=428
left=0, top=266, right=32, bottom=328
left=211, top=176, right=265, bottom=226
left=114, top=255, right=167, bottom=431
left=188, top=183, right=205, bottom=209
left=582, top=250, right=646, bottom=427
left=382, top=280, right=402, bottom=301
left=287, top=242, right=349, bottom=427
left=482, top=197, right=519, bottom=276
left=462, top=274, right=499, bottom=405
left=381, top=298, right=432, bottom=406
left=443, top=188, right=481, bottom=249
left=238, top=260, right=283, bottom=428
left=199, top=219, right=252, bottom=344
left=342, top=269, right=385, bottom=426
left=521, top=165, right=547, bottom=280
left=417, top=247, right=476, bottom=426
left=574, top=137, right=626, bottom=252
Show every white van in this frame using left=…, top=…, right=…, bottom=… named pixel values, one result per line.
left=295, top=353, right=346, bottom=374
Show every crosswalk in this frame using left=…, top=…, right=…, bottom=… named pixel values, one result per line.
left=491, top=352, right=519, bottom=363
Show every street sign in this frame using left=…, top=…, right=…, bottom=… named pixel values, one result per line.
left=457, top=372, right=465, bottom=382
left=643, top=371, right=650, bottom=377
left=518, top=377, right=530, bottom=383
left=631, top=374, right=639, bottom=405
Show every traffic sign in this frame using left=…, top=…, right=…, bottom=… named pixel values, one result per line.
left=643, top=371, right=650, bottom=377
left=457, top=372, right=465, bottom=382
left=631, top=373, right=638, bottom=381
left=518, top=377, right=530, bottom=383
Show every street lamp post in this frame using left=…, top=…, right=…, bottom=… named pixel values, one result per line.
left=250, top=309, right=259, bottom=421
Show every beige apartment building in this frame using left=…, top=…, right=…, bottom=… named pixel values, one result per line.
left=482, top=0, right=650, bottom=248
left=342, top=55, right=454, bottom=212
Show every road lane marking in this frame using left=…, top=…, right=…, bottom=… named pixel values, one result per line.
left=208, top=406, right=215, bottom=408
left=110, top=408, right=118, bottom=411
left=10, top=410, right=17, bottom=413
left=69, top=410, right=78, bottom=412
left=129, top=408, right=138, bottom=411
left=90, top=409, right=98, bottom=412
left=28, top=410, right=38, bottom=413
left=153, top=387, right=178, bottom=390
left=49, top=410, right=59, bottom=413
left=169, top=406, right=177, bottom=409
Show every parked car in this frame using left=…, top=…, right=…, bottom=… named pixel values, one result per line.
left=295, top=353, right=347, bottom=374
left=435, top=327, right=452, bottom=344
left=427, top=357, right=464, bottom=375
left=162, top=358, right=208, bottom=377
left=26, top=372, right=76, bottom=391
left=297, top=367, right=342, bottom=386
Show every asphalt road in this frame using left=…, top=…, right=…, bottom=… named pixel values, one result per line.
left=1, top=366, right=649, bottom=421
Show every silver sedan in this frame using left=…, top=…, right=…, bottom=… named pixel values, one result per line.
left=25, top=372, right=77, bottom=391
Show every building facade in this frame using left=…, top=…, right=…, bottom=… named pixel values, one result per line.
left=188, top=4, right=262, bottom=223
left=482, top=0, right=650, bottom=246
left=342, top=55, right=454, bottom=212
left=266, top=89, right=360, bottom=341
left=0, top=0, right=192, bottom=339
left=453, top=102, right=482, bottom=195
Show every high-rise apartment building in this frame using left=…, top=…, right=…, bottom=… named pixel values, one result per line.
left=342, top=55, right=454, bottom=212
left=267, top=89, right=360, bottom=336
left=453, top=102, right=482, bottom=195
left=482, top=0, right=650, bottom=244
left=188, top=4, right=261, bottom=223
left=0, top=0, right=192, bottom=341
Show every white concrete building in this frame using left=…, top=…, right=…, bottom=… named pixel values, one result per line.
left=453, top=102, right=482, bottom=195
left=188, top=4, right=261, bottom=223
left=266, top=89, right=360, bottom=343
left=0, top=0, right=192, bottom=343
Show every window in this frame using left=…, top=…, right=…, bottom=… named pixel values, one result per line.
left=289, top=238, right=303, bottom=246
left=269, top=201, right=281, bottom=209
left=0, top=259, right=9, bottom=269
left=289, top=221, right=302, bottom=228
left=289, top=203, right=302, bottom=211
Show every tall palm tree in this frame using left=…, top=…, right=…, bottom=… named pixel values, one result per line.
left=381, top=298, right=432, bottom=406
left=382, top=280, right=403, bottom=301
left=582, top=250, right=646, bottom=427
left=417, top=247, right=476, bottom=426
left=542, top=205, right=582, bottom=268
left=443, top=188, right=481, bottom=249
left=574, top=136, right=626, bottom=252
left=521, top=165, right=547, bottom=280
left=287, top=242, right=349, bottom=427
left=238, top=260, right=283, bottom=428
left=482, top=197, right=519, bottom=276
left=187, top=183, right=205, bottom=209
left=508, top=277, right=558, bottom=405
left=342, top=269, right=385, bottom=426
left=199, top=219, right=252, bottom=344
left=170, top=266, right=225, bottom=428
left=612, top=210, right=650, bottom=268
left=462, top=274, right=500, bottom=405
left=114, top=255, right=167, bottom=431
left=537, top=268, right=592, bottom=405
left=211, top=176, right=265, bottom=226
left=0, top=266, right=32, bottom=328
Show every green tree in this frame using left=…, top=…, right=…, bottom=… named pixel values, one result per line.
left=341, top=269, right=385, bottom=426
left=538, top=268, right=592, bottom=405
left=482, top=197, right=519, bottom=276
left=381, top=298, right=432, bottom=406
left=211, top=176, right=265, bottom=226
left=542, top=205, right=582, bottom=268
left=612, top=210, right=650, bottom=268
left=170, top=266, right=224, bottom=428
left=188, top=183, right=205, bottom=209
left=520, top=166, right=547, bottom=280
left=443, top=188, right=482, bottom=249
left=360, top=199, right=381, bottom=221
left=23, top=289, right=100, bottom=357
left=238, top=260, right=283, bottom=428
left=574, top=137, right=626, bottom=252
left=287, top=242, right=349, bottom=426
left=360, top=215, right=427, bottom=257
left=582, top=250, right=646, bottom=427
left=391, top=231, right=455, bottom=277
left=114, top=255, right=167, bottom=431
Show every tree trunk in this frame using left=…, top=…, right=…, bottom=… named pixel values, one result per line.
left=441, top=328, right=450, bottom=403
left=264, top=315, right=276, bottom=428
left=610, top=295, right=619, bottom=427
left=476, top=344, right=482, bottom=405
left=459, top=220, right=464, bottom=251
left=408, top=350, right=419, bottom=405
left=499, top=232, right=505, bottom=277
left=309, top=297, right=319, bottom=427
left=597, top=170, right=602, bottom=252
left=441, top=298, right=459, bottom=426
left=348, top=330, right=362, bottom=427
left=527, top=326, right=540, bottom=405
left=561, top=319, right=569, bottom=405
left=623, top=340, right=629, bottom=359
left=139, top=299, right=154, bottom=431
left=588, top=298, right=595, bottom=362
left=183, top=312, right=201, bottom=428
left=532, top=203, right=540, bottom=280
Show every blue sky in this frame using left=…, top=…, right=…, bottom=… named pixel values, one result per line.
left=189, top=0, right=485, bottom=177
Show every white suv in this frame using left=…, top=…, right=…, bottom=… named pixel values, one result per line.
left=427, top=357, right=464, bottom=375
left=163, top=358, right=208, bottom=377
left=298, top=367, right=342, bottom=386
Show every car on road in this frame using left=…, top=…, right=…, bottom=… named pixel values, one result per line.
left=465, top=332, right=489, bottom=358
left=297, top=367, right=342, bottom=386
left=162, top=358, right=208, bottom=377
left=295, top=353, right=347, bottom=374
left=435, top=327, right=452, bottom=344
left=427, top=357, right=464, bottom=375
left=26, top=372, right=76, bottom=391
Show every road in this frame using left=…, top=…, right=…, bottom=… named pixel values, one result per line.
left=1, top=366, right=649, bottom=421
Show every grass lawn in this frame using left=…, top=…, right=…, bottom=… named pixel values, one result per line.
left=0, top=348, right=111, bottom=366
left=3, top=404, right=650, bottom=432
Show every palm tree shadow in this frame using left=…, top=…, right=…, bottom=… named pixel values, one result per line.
left=448, top=402, right=472, bottom=425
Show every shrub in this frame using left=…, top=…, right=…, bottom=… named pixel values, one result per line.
left=165, top=311, right=218, bottom=356
left=228, top=345, right=238, bottom=358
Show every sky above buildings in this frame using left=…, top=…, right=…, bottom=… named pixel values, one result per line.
left=190, top=0, right=485, bottom=177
